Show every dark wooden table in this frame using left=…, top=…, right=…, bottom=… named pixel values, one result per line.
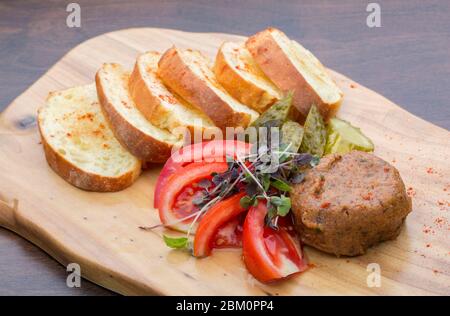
left=0, top=0, right=449, bottom=296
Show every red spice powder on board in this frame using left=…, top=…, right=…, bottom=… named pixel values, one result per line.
left=426, top=167, right=435, bottom=174
left=437, top=200, right=449, bottom=211
left=434, top=217, right=446, bottom=226
left=423, top=225, right=435, bottom=235
left=407, top=187, right=416, bottom=198
left=433, top=217, right=450, bottom=232
left=307, top=263, right=316, bottom=269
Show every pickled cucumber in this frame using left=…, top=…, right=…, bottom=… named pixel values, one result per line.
left=299, top=105, right=326, bottom=157
left=325, top=118, right=374, bottom=154
left=281, top=120, right=304, bottom=153
left=251, top=92, right=293, bottom=128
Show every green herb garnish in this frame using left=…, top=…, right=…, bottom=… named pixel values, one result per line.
left=270, top=177, right=292, bottom=192
left=270, top=195, right=291, bottom=216
left=163, top=235, right=189, bottom=249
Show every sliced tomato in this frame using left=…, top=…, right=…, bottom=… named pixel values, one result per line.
left=242, top=201, right=308, bottom=283
left=214, top=213, right=245, bottom=249
left=158, top=162, right=228, bottom=232
left=171, top=182, right=208, bottom=220
left=154, top=140, right=251, bottom=208
left=193, top=192, right=247, bottom=257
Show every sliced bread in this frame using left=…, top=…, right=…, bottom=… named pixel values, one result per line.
left=246, top=27, right=344, bottom=121
left=214, top=41, right=282, bottom=113
left=37, top=84, right=141, bottom=192
left=129, top=51, right=216, bottom=135
left=96, top=63, right=181, bottom=162
left=157, top=46, right=259, bottom=130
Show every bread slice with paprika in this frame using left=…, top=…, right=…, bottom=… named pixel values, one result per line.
left=246, top=27, right=343, bottom=121
left=96, top=63, right=181, bottom=162
left=214, top=41, right=282, bottom=113
left=37, top=84, right=141, bottom=192
left=157, top=46, right=259, bottom=130
left=129, top=51, right=216, bottom=135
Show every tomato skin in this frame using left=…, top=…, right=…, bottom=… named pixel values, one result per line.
left=158, top=162, right=228, bottom=232
left=194, top=192, right=246, bottom=257
left=154, top=140, right=251, bottom=208
left=242, top=201, right=307, bottom=283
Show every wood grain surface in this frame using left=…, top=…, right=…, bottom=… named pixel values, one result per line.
left=0, top=27, right=449, bottom=296
left=0, top=0, right=449, bottom=296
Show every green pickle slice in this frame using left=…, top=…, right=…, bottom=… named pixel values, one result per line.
left=251, top=92, right=293, bottom=128
left=325, top=118, right=374, bottom=154
left=299, top=105, right=326, bottom=157
left=281, top=121, right=304, bottom=153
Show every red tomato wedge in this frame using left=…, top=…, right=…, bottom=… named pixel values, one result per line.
left=193, top=192, right=247, bottom=257
left=158, top=162, right=228, bottom=232
left=214, top=213, right=245, bottom=249
left=154, top=140, right=251, bottom=209
left=242, top=201, right=308, bottom=283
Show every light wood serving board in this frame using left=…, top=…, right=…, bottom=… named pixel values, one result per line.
left=0, top=28, right=449, bottom=296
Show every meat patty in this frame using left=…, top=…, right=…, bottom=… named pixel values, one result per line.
left=291, top=151, right=412, bottom=256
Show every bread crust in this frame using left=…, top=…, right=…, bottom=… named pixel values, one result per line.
left=157, top=47, right=252, bottom=130
left=246, top=28, right=342, bottom=121
left=214, top=43, right=279, bottom=113
left=128, top=52, right=215, bottom=138
left=128, top=60, right=160, bottom=123
left=95, top=64, right=174, bottom=163
left=37, top=109, right=141, bottom=192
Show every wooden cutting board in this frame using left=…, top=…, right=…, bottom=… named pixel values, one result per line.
left=0, top=28, right=449, bottom=296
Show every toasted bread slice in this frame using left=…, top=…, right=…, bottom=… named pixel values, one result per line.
left=129, top=51, right=216, bottom=135
left=214, top=41, right=282, bottom=113
left=37, top=84, right=141, bottom=192
left=96, top=63, right=180, bottom=162
left=246, top=27, right=343, bottom=121
left=158, top=46, right=259, bottom=130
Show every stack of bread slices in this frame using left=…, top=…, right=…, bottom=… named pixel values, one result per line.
left=38, top=27, right=343, bottom=192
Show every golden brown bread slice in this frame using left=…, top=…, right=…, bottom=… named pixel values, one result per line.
left=128, top=51, right=216, bottom=135
left=214, top=41, right=282, bottom=113
left=246, top=27, right=344, bottom=121
left=95, top=63, right=181, bottom=163
left=37, top=84, right=141, bottom=192
left=157, top=46, right=259, bottom=130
